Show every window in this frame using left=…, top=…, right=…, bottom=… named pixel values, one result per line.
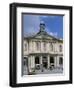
left=59, top=57, right=63, bottom=65
left=50, top=43, right=53, bottom=51
left=24, top=43, right=27, bottom=51
left=43, top=42, right=46, bottom=51
left=59, top=45, right=62, bottom=52
left=36, top=41, right=40, bottom=50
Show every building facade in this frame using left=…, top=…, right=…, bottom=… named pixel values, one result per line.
left=22, top=22, right=63, bottom=75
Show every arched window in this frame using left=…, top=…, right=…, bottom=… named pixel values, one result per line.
left=36, top=41, right=40, bottom=50
left=43, top=42, right=46, bottom=51
left=59, top=45, right=62, bottom=52
left=50, top=43, right=53, bottom=51
left=24, top=43, right=27, bottom=51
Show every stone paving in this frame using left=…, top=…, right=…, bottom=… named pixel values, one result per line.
left=35, top=68, right=63, bottom=74
left=23, top=66, right=63, bottom=75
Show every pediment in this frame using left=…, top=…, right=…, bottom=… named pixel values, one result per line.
left=34, top=34, right=53, bottom=40
left=24, top=30, right=61, bottom=42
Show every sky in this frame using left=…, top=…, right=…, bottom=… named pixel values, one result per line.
left=22, top=14, right=63, bottom=39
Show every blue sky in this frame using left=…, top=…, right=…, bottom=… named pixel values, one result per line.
left=22, top=14, right=63, bottom=39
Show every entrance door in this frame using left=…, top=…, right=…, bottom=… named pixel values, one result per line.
left=35, top=56, right=40, bottom=69
left=42, top=56, right=48, bottom=69
left=50, top=57, right=54, bottom=67
left=35, top=56, right=39, bottom=64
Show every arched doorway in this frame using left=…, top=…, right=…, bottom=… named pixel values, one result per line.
left=42, top=56, right=48, bottom=69
left=50, top=56, right=54, bottom=67
left=35, top=56, right=39, bottom=64
left=35, top=56, right=40, bottom=69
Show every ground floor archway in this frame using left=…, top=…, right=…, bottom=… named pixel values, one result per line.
left=35, top=56, right=40, bottom=64
left=42, top=56, right=48, bottom=69
left=22, top=55, right=63, bottom=75
left=50, top=56, right=54, bottom=67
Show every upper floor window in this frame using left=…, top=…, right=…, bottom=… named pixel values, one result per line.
left=36, top=41, right=40, bottom=51
left=43, top=42, right=46, bottom=51
left=24, top=43, right=27, bottom=51
left=59, top=45, right=62, bottom=52
left=50, top=43, right=53, bottom=51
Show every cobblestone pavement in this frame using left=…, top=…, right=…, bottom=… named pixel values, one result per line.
left=35, top=68, right=63, bottom=74
left=23, top=66, right=63, bottom=75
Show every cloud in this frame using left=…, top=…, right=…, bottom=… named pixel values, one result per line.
left=23, top=15, right=41, bottom=36
left=50, top=32, right=58, bottom=37
left=45, top=28, right=58, bottom=38
left=46, top=28, right=58, bottom=37
left=23, top=15, right=55, bottom=37
left=23, top=15, right=59, bottom=38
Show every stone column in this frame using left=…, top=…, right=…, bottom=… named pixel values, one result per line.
left=56, top=56, right=59, bottom=68
left=31, top=56, right=35, bottom=68
left=28, top=56, right=31, bottom=74
left=32, top=56, right=35, bottom=72
left=28, top=56, right=35, bottom=74
left=54, top=56, right=57, bottom=68
left=40, top=56, right=42, bottom=64
left=40, top=56, right=43, bottom=72
left=30, top=56, right=32, bottom=68
left=47, top=55, right=50, bottom=68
